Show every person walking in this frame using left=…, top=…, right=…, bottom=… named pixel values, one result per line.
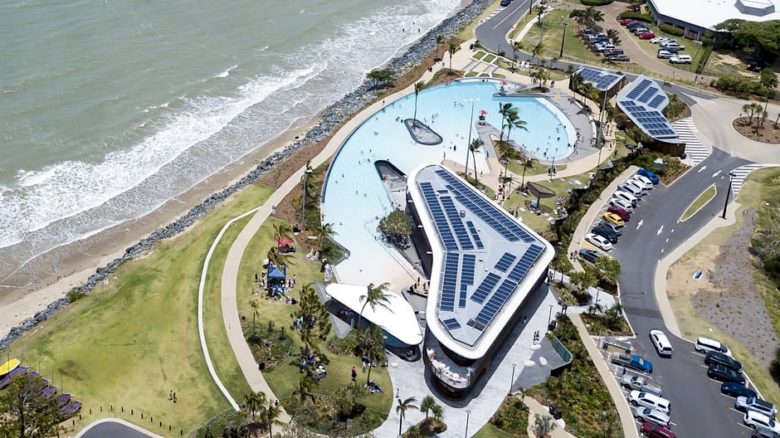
left=351, top=366, right=357, bottom=381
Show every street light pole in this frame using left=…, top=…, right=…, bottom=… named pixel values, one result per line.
left=722, top=172, right=736, bottom=219
left=465, top=99, right=477, bottom=175
left=547, top=304, right=554, bottom=328
left=560, top=22, right=568, bottom=58
left=301, top=162, right=312, bottom=231
left=465, top=409, right=472, bottom=438
left=509, top=363, right=517, bottom=395
left=595, top=88, right=608, bottom=169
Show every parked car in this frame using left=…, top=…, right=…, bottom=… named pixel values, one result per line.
left=622, top=374, right=663, bottom=396
left=500, top=0, right=512, bottom=6
left=598, top=220, right=623, bottom=235
left=640, top=32, right=656, bottom=40
left=626, top=177, right=649, bottom=193
left=579, top=248, right=603, bottom=263
left=708, top=363, right=746, bottom=384
left=613, top=353, right=654, bottom=373
left=619, top=18, right=635, bottom=26
left=613, top=190, right=638, bottom=207
left=608, top=205, right=631, bottom=221
left=609, top=196, right=634, bottom=212
left=641, top=422, right=676, bottom=438
left=650, top=329, right=673, bottom=357
left=603, top=48, right=625, bottom=58
left=660, top=39, right=679, bottom=47
left=634, top=407, right=671, bottom=428
left=748, top=59, right=769, bottom=72
left=629, top=390, right=671, bottom=414
left=722, top=382, right=758, bottom=399
left=606, top=54, right=631, bottom=62
left=695, top=336, right=732, bottom=356
left=619, top=181, right=645, bottom=197
left=593, top=224, right=619, bottom=243
left=632, top=27, right=650, bottom=35
left=586, top=233, right=613, bottom=251
left=638, top=168, right=660, bottom=184
left=745, top=410, right=780, bottom=433
left=737, top=397, right=778, bottom=418
left=753, top=425, right=780, bottom=438
left=670, top=55, right=692, bottom=64
left=705, top=351, right=743, bottom=373
left=630, top=174, right=654, bottom=189
left=602, top=212, right=625, bottom=227
left=657, top=49, right=674, bottom=59
left=664, top=42, right=684, bottom=51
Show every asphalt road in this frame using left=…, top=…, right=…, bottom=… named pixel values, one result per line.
left=613, top=148, right=752, bottom=438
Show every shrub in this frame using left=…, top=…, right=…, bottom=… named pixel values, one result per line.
left=490, top=396, right=530, bottom=433
left=713, top=75, right=764, bottom=97
left=771, top=348, right=780, bottom=384
left=617, top=11, right=653, bottom=23
left=581, top=0, right=613, bottom=5
left=66, top=288, right=87, bottom=303
left=659, top=23, right=684, bottom=37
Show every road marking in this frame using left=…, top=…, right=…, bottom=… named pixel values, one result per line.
left=671, top=228, right=674, bottom=233
left=713, top=170, right=722, bottom=178
left=660, top=248, right=664, bottom=253
left=698, top=165, right=708, bottom=173
left=492, top=5, right=522, bottom=29
left=657, top=225, right=664, bottom=236
left=636, top=219, right=644, bottom=230
left=665, top=238, right=669, bottom=243
left=730, top=408, right=743, bottom=414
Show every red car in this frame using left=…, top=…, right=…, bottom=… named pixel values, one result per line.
left=607, top=206, right=630, bottom=221
left=639, top=32, right=656, bottom=39
left=619, top=18, right=634, bottom=26
left=641, top=421, right=675, bottom=438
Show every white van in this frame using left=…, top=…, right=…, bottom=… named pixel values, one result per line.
left=629, top=390, right=671, bottom=414
left=613, top=190, right=638, bottom=206
left=695, top=337, right=732, bottom=357
left=670, top=54, right=692, bottom=64
left=650, top=329, right=673, bottom=357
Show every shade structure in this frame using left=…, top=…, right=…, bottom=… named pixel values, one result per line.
left=0, top=359, right=20, bottom=376
left=267, top=265, right=286, bottom=280
left=526, top=182, right=556, bottom=199
left=276, top=236, right=294, bottom=246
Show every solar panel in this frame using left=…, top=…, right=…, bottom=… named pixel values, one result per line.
left=459, top=283, right=468, bottom=308
left=648, top=95, right=665, bottom=109
left=494, top=252, right=517, bottom=272
left=470, top=273, right=500, bottom=304
left=462, top=254, right=476, bottom=285
left=440, top=196, right=474, bottom=250
left=619, top=76, right=678, bottom=142
left=466, top=221, right=483, bottom=249
left=638, top=87, right=656, bottom=103
left=440, top=253, right=459, bottom=311
left=442, top=318, right=461, bottom=330
left=420, top=182, right=458, bottom=251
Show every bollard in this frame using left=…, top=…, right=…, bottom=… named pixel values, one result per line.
left=110, top=404, right=113, bottom=412
left=100, top=405, right=102, bottom=412
left=122, top=406, right=124, bottom=413
left=131, top=409, right=134, bottom=416
left=89, top=408, right=92, bottom=415
left=160, top=421, right=162, bottom=428
left=169, top=425, right=171, bottom=431
left=141, top=413, right=144, bottom=419
left=150, top=416, right=153, bottom=423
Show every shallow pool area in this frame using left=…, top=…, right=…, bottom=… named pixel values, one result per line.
left=321, top=80, right=577, bottom=287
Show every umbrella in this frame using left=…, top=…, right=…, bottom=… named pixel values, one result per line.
left=501, top=81, right=508, bottom=86
left=479, top=109, right=488, bottom=115
left=276, top=236, right=294, bottom=246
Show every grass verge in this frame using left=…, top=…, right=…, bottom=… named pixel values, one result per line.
left=6, top=183, right=274, bottom=436
left=680, top=184, right=716, bottom=222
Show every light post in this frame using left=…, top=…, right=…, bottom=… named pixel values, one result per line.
left=465, top=409, right=472, bottom=438
left=464, top=98, right=478, bottom=176
left=301, top=161, right=313, bottom=231
left=547, top=304, right=554, bottom=329
left=595, top=88, right=608, bottom=169
left=721, top=171, right=736, bottom=219
left=560, top=22, right=568, bottom=58
left=509, top=363, right=517, bottom=395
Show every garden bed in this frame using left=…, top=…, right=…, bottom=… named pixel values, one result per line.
left=732, top=116, right=780, bottom=144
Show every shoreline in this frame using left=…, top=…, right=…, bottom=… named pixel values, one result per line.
left=0, top=0, right=493, bottom=346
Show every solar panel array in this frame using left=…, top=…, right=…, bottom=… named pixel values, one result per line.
left=618, top=76, right=677, bottom=141
left=577, top=67, right=623, bottom=91
left=416, top=167, right=549, bottom=345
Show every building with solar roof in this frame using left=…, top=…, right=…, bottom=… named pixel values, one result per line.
left=406, top=164, right=554, bottom=395
left=647, top=0, right=780, bottom=40
left=572, top=66, right=626, bottom=99
left=617, top=75, right=685, bottom=156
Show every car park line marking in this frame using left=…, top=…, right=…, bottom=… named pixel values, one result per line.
left=713, top=170, right=722, bottom=178
left=730, top=408, right=743, bottom=414
left=665, top=238, right=668, bottom=243
left=670, top=228, right=674, bottom=233
left=636, top=219, right=644, bottom=230
left=698, top=165, right=708, bottom=173
left=660, top=248, right=664, bottom=253
left=657, top=225, right=664, bottom=235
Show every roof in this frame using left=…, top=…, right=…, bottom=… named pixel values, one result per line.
left=617, top=76, right=679, bottom=142
left=0, top=359, right=20, bottom=376
left=575, top=66, right=624, bottom=92
left=649, top=0, right=780, bottom=31
left=267, top=265, right=286, bottom=279
left=324, top=284, right=423, bottom=346
left=408, top=165, right=553, bottom=360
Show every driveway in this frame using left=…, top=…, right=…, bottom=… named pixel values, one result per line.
left=614, top=148, right=752, bottom=438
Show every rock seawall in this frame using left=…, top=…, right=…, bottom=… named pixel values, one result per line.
left=0, top=0, right=493, bottom=348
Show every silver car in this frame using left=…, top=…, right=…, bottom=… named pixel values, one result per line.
left=634, top=406, right=670, bottom=428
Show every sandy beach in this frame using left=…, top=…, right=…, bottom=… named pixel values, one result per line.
left=0, top=115, right=318, bottom=338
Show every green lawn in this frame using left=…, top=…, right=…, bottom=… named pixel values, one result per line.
left=474, top=51, right=487, bottom=60
left=629, top=25, right=708, bottom=74
left=521, top=9, right=602, bottom=65
left=507, top=160, right=567, bottom=178
left=7, top=183, right=274, bottom=436
left=474, top=422, right=524, bottom=438
left=484, top=54, right=497, bottom=63
left=680, top=184, right=716, bottom=221
left=235, top=217, right=393, bottom=431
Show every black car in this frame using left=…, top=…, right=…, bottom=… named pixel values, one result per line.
left=500, top=0, right=512, bottom=6
left=748, top=59, right=768, bottom=72
left=721, top=382, right=757, bottom=399
left=705, top=351, right=743, bottom=373
left=707, top=364, right=746, bottom=384
left=606, top=54, right=630, bottom=63
left=598, top=220, right=623, bottom=235
left=579, top=248, right=603, bottom=263
left=593, top=224, right=619, bottom=243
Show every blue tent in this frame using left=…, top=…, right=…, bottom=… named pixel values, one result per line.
left=267, top=265, right=286, bottom=280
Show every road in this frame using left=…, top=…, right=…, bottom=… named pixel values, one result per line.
left=614, top=148, right=752, bottom=438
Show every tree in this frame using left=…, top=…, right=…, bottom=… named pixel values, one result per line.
left=412, top=81, right=424, bottom=128
left=0, top=375, right=64, bottom=438
left=570, top=269, right=597, bottom=294
left=533, top=414, right=557, bottom=438
left=512, top=41, right=523, bottom=68
left=249, top=298, right=261, bottom=337
left=361, top=325, right=386, bottom=385
left=293, top=373, right=317, bottom=403
left=505, top=111, right=527, bottom=152
left=260, top=397, right=284, bottom=437
left=419, top=395, right=442, bottom=419
left=357, top=282, right=392, bottom=329
left=518, top=156, right=536, bottom=190
left=580, top=82, right=597, bottom=106
left=316, top=222, right=336, bottom=254
left=396, top=396, right=419, bottom=436
left=366, top=69, right=395, bottom=89
left=267, top=247, right=291, bottom=271
left=448, top=40, right=460, bottom=70
left=498, top=102, right=515, bottom=146
left=743, top=102, right=762, bottom=126
left=436, top=35, right=445, bottom=47
left=531, top=41, right=544, bottom=61
left=570, top=71, right=582, bottom=101
left=273, top=223, right=293, bottom=247
left=606, top=29, right=621, bottom=46
left=243, top=391, right=267, bottom=422
left=594, top=256, right=621, bottom=287
left=431, top=403, right=444, bottom=420
left=759, top=68, right=778, bottom=127
left=604, top=303, right=625, bottom=331
left=582, top=6, right=605, bottom=29
left=377, top=210, right=412, bottom=246
left=469, top=138, right=484, bottom=183
left=291, top=283, right=332, bottom=353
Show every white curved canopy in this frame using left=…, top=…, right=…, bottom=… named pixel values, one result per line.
left=325, top=283, right=424, bottom=346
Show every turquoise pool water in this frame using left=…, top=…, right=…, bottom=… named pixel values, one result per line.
left=321, top=79, right=576, bottom=286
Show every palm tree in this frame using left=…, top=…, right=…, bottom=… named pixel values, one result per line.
left=316, top=222, right=336, bottom=254
left=518, top=156, right=536, bottom=190
left=595, top=256, right=621, bottom=287
left=436, top=35, right=445, bottom=47
left=266, top=246, right=290, bottom=270
left=293, top=373, right=316, bottom=402
left=606, top=29, right=621, bottom=46
left=505, top=110, right=527, bottom=151
left=431, top=404, right=444, bottom=420
left=448, top=40, right=459, bottom=70
left=531, top=41, right=544, bottom=61
left=357, top=282, right=392, bottom=329
left=243, top=391, right=267, bottom=422
left=274, top=223, right=293, bottom=249
left=580, top=82, right=596, bottom=106
left=419, top=395, right=437, bottom=419
left=249, top=298, right=261, bottom=336
left=260, top=398, right=284, bottom=437
left=498, top=102, right=515, bottom=146
left=396, top=396, right=418, bottom=435
left=760, top=67, right=778, bottom=127
left=512, top=41, right=523, bottom=69
left=469, top=138, right=484, bottom=183
left=412, top=81, right=424, bottom=128
left=363, top=325, right=386, bottom=385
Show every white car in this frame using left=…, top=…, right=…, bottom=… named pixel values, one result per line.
left=736, top=396, right=777, bottom=418
left=657, top=49, right=674, bottom=59
left=670, top=54, right=692, bottom=64
left=660, top=39, right=678, bottom=47
left=586, top=233, right=613, bottom=251
left=649, top=329, right=673, bottom=357
left=609, top=196, right=634, bottom=212
left=629, top=390, right=671, bottom=414
left=634, top=406, right=671, bottom=428
left=695, top=337, right=732, bottom=357
left=745, top=410, right=780, bottom=433
left=619, top=181, right=645, bottom=197
left=613, top=190, right=638, bottom=206
left=631, top=174, right=654, bottom=189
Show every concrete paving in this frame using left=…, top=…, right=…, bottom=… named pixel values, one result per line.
left=76, top=418, right=160, bottom=438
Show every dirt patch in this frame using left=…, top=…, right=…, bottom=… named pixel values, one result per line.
left=733, top=117, right=780, bottom=144
left=671, top=209, right=778, bottom=366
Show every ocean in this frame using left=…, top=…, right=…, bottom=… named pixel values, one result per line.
left=0, top=0, right=461, bottom=286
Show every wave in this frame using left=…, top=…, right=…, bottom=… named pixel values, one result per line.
left=215, top=64, right=238, bottom=79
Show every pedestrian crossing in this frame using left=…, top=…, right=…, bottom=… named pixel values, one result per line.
left=672, top=118, right=711, bottom=167
left=730, top=164, right=777, bottom=198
